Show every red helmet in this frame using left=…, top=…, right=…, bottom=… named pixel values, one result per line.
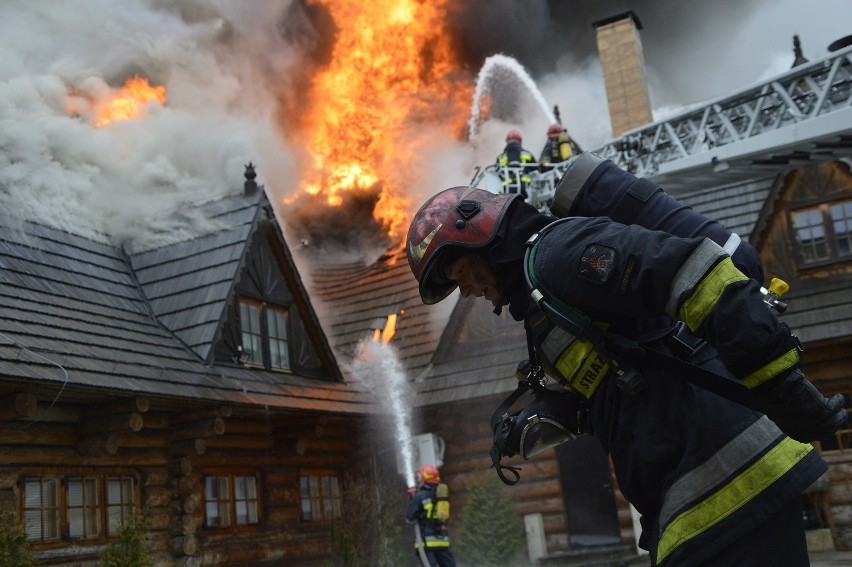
left=505, top=129, right=522, bottom=143
left=547, top=123, right=563, bottom=138
left=417, top=465, right=440, bottom=485
left=406, top=186, right=522, bottom=304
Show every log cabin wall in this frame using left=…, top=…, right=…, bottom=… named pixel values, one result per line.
left=0, top=389, right=372, bottom=566
left=418, top=396, right=637, bottom=557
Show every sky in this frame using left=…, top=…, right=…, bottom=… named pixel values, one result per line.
left=1, top=0, right=850, bottom=254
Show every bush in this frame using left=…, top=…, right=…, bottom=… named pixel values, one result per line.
left=100, top=513, right=154, bottom=567
left=0, top=506, right=35, bottom=567
left=455, top=472, right=526, bottom=566
left=327, top=472, right=410, bottom=567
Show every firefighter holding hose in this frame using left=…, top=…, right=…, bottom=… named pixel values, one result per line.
left=406, top=465, right=456, bottom=567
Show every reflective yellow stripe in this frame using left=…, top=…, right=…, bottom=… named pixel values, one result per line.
left=425, top=540, right=450, bottom=548
left=742, top=348, right=801, bottom=389
left=678, top=258, right=747, bottom=331
left=656, top=437, right=812, bottom=564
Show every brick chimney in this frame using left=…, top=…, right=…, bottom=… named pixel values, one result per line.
left=593, top=12, right=653, bottom=137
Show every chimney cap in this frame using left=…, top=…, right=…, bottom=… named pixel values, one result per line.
left=592, top=11, right=643, bottom=31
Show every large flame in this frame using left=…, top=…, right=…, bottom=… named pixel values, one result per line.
left=288, top=0, right=471, bottom=244
left=94, top=76, right=166, bottom=128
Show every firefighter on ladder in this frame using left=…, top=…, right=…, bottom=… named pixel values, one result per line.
left=406, top=465, right=456, bottom=567
left=404, top=153, right=848, bottom=566
left=496, top=129, right=536, bottom=199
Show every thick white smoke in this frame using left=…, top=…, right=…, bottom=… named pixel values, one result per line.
left=3, top=0, right=849, bottom=252
left=0, top=1, right=300, bottom=250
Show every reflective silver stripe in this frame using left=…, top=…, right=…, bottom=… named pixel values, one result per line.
left=664, top=238, right=727, bottom=320
left=657, top=416, right=782, bottom=532
left=722, top=232, right=741, bottom=256
left=549, top=153, right=603, bottom=217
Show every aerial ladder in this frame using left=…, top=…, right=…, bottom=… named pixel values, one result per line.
left=473, top=44, right=852, bottom=206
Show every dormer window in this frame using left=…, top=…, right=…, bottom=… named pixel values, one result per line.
left=239, top=297, right=290, bottom=371
left=791, top=198, right=852, bottom=266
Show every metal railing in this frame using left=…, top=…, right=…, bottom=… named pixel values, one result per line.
left=589, top=45, right=852, bottom=176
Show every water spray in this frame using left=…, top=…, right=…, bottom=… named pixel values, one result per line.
left=467, top=54, right=557, bottom=140
left=352, top=339, right=416, bottom=488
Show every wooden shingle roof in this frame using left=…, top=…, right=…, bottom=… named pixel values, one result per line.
left=0, top=191, right=374, bottom=414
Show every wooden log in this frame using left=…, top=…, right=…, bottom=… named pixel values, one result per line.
left=182, top=492, right=201, bottom=514
left=170, top=456, right=193, bottom=477
left=141, top=467, right=171, bottom=487
left=85, top=397, right=150, bottom=417
left=171, top=418, right=225, bottom=440
left=25, top=404, right=81, bottom=423
left=78, top=434, right=119, bottom=456
left=80, top=412, right=143, bottom=433
left=217, top=420, right=274, bottom=436
left=139, top=413, right=170, bottom=430
left=0, top=392, right=37, bottom=421
left=0, top=425, right=77, bottom=446
left=168, top=514, right=197, bottom=536
left=170, top=439, right=207, bottom=457
left=0, top=470, right=18, bottom=490
left=203, top=435, right=273, bottom=451
left=143, top=486, right=173, bottom=509
left=169, top=405, right=233, bottom=423
left=112, top=431, right=168, bottom=449
left=178, top=475, right=200, bottom=498
left=169, top=535, right=197, bottom=557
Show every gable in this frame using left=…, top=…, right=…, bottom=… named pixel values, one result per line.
left=212, top=221, right=340, bottom=380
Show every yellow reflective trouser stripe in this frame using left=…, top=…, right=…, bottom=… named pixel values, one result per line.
left=678, top=257, right=747, bottom=331
left=742, top=347, right=801, bottom=389
left=656, top=436, right=812, bottom=564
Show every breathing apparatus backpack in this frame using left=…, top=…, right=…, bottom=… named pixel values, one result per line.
left=433, top=483, right=450, bottom=521
left=488, top=203, right=778, bottom=485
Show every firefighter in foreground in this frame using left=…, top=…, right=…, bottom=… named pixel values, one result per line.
left=406, top=465, right=456, bottom=567
left=405, top=154, right=847, bottom=566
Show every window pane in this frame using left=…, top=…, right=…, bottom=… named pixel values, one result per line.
left=793, top=208, right=829, bottom=262
left=24, top=478, right=59, bottom=541
left=107, top=477, right=135, bottom=533
left=68, top=477, right=100, bottom=539
left=267, top=307, right=290, bottom=370
left=204, top=476, right=233, bottom=527
left=831, top=201, right=852, bottom=256
left=240, top=299, right=264, bottom=365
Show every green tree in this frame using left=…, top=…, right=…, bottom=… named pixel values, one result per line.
left=0, top=506, right=36, bottom=567
left=99, top=513, right=154, bottom=567
left=455, top=472, right=526, bottom=566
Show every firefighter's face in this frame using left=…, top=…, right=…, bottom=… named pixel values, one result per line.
left=445, top=253, right=502, bottom=308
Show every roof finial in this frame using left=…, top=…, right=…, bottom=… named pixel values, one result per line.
left=244, top=162, right=258, bottom=196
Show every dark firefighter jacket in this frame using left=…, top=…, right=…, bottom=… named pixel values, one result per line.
left=497, top=140, right=536, bottom=197
left=484, top=157, right=826, bottom=566
left=406, top=483, right=450, bottom=549
left=523, top=217, right=825, bottom=566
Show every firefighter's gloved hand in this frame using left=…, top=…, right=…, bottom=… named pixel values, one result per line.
left=406, top=486, right=417, bottom=498
left=755, top=368, right=848, bottom=443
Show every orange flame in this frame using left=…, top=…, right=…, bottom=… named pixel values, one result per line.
left=291, top=0, right=471, bottom=242
left=94, top=76, right=166, bottom=127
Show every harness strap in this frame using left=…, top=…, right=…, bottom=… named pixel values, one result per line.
left=524, top=221, right=769, bottom=414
